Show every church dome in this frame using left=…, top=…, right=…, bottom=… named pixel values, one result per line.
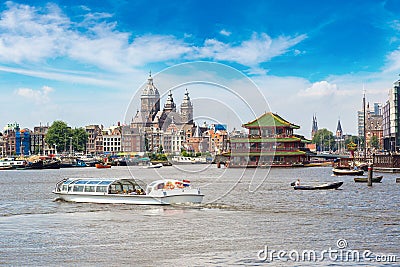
left=142, top=73, right=160, bottom=96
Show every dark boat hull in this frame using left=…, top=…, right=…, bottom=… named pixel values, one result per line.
left=23, top=160, right=44, bottom=169
left=354, top=176, right=383, bottom=183
left=294, top=181, right=343, bottom=190
left=43, top=160, right=61, bottom=169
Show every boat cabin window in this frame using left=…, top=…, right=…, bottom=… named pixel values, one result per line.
left=156, top=183, right=165, bottom=190
left=96, top=186, right=107, bottom=193
left=62, top=185, right=68, bottom=191
left=85, top=186, right=96, bottom=192
left=110, top=184, right=122, bottom=193
left=73, top=185, right=84, bottom=192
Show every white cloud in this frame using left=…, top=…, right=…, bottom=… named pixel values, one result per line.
left=0, top=2, right=69, bottom=63
left=298, top=81, right=338, bottom=97
left=383, top=48, right=400, bottom=73
left=16, top=85, right=54, bottom=104
left=127, top=35, right=192, bottom=66
left=0, top=2, right=307, bottom=74
left=193, top=33, right=307, bottom=67
left=219, top=29, right=231, bottom=36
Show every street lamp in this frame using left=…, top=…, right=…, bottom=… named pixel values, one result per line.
left=69, top=137, right=73, bottom=155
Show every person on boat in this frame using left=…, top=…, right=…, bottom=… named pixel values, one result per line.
left=295, top=179, right=300, bottom=186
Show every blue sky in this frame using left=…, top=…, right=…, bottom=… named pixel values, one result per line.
left=1, top=0, right=400, bottom=137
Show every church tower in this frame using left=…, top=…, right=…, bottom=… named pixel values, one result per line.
left=336, top=119, right=343, bottom=139
left=140, top=72, right=160, bottom=122
left=163, top=90, right=176, bottom=112
left=311, top=114, right=318, bottom=139
left=180, top=89, right=193, bottom=124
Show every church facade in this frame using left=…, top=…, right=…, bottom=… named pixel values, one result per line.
left=130, top=74, right=195, bottom=153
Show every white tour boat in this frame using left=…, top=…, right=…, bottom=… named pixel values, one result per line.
left=170, top=156, right=211, bottom=164
left=53, top=177, right=204, bottom=205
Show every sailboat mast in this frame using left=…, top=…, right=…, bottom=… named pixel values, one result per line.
left=363, top=88, right=366, bottom=161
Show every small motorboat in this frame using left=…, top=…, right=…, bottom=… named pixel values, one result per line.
left=95, top=163, right=111, bottom=169
left=332, top=168, right=364, bottom=176
left=354, top=176, right=383, bottom=183
left=142, top=163, right=163, bottom=169
left=293, top=181, right=343, bottom=190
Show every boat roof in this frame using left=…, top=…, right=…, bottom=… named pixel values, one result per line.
left=61, top=178, right=137, bottom=186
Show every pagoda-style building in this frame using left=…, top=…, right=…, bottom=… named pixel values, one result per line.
left=228, top=112, right=309, bottom=167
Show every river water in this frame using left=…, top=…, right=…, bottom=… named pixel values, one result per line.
left=0, top=165, right=398, bottom=266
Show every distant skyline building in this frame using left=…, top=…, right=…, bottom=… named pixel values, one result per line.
left=382, top=100, right=391, bottom=151
left=31, top=124, right=50, bottom=155
left=102, top=125, right=121, bottom=154
left=85, top=125, right=104, bottom=155
left=381, top=79, right=400, bottom=151
left=357, top=110, right=365, bottom=138
left=374, top=102, right=382, bottom=116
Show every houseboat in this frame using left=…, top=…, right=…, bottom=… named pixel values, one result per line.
left=53, top=177, right=204, bottom=205
left=0, top=157, right=26, bottom=169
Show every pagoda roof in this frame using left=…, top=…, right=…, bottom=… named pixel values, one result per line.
left=243, top=112, right=300, bottom=129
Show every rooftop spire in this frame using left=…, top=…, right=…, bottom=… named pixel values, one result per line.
left=336, top=118, right=343, bottom=137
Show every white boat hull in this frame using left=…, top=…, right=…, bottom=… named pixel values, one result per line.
left=53, top=190, right=204, bottom=205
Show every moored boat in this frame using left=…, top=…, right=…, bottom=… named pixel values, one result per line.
left=293, top=181, right=343, bottom=190
left=60, top=157, right=87, bottom=168
left=303, top=161, right=332, bottom=167
left=142, top=163, right=163, bottom=169
left=23, top=160, right=44, bottom=169
left=0, top=157, right=26, bottom=169
left=95, top=163, right=111, bottom=169
left=354, top=176, right=383, bottom=183
left=332, top=168, right=364, bottom=176
left=41, top=156, right=61, bottom=169
left=0, top=165, right=13, bottom=170
left=52, top=177, right=204, bottom=205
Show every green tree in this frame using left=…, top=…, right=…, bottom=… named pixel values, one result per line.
left=370, top=135, right=380, bottom=150
left=312, top=128, right=336, bottom=152
left=45, top=121, right=88, bottom=153
left=72, top=127, right=88, bottom=152
left=45, top=121, right=72, bottom=153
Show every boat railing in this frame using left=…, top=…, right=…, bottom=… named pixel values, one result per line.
left=54, top=178, right=68, bottom=192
